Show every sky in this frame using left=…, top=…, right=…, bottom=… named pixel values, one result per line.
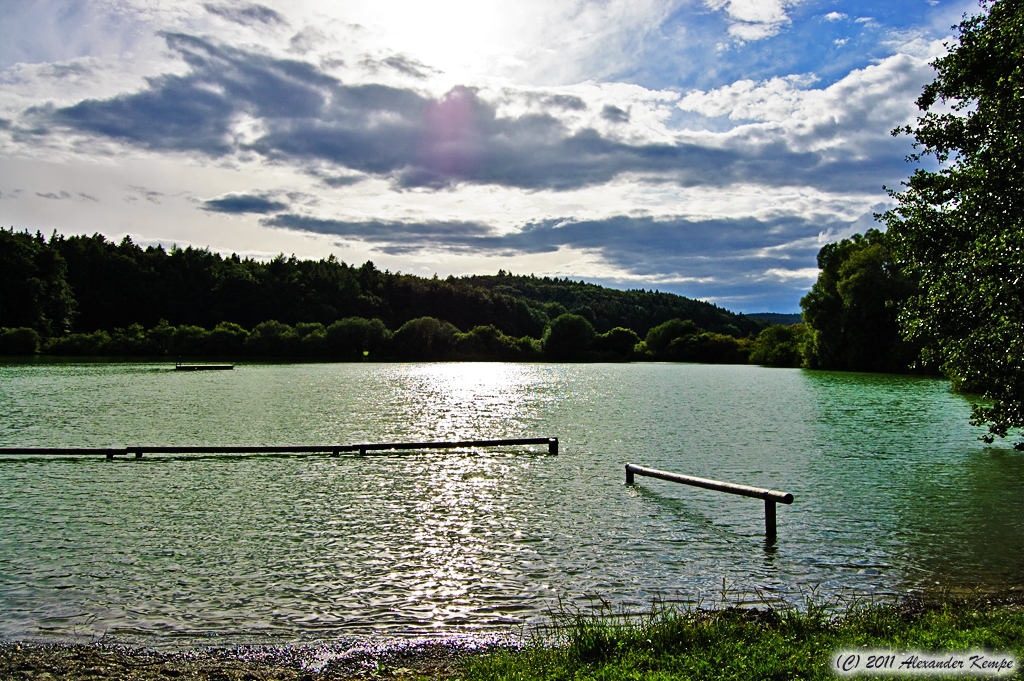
left=0, top=0, right=976, bottom=313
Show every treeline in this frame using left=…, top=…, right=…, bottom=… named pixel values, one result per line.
left=0, top=313, right=797, bottom=364
left=2, top=226, right=922, bottom=371
left=1, top=229, right=765, bottom=341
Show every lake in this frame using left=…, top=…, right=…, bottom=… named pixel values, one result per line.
left=1, top=360, right=1022, bottom=647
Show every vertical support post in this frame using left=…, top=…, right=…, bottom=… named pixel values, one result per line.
left=134, top=448, right=143, bottom=459
left=358, top=446, right=366, bottom=456
left=625, top=464, right=634, bottom=484
left=106, top=451, right=115, bottom=460
left=548, top=438, right=558, bottom=455
left=331, top=448, right=340, bottom=457
left=765, top=499, right=777, bottom=538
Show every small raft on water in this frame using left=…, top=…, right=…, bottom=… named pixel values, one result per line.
left=175, top=359, right=233, bottom=371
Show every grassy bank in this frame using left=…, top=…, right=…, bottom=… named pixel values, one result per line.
left=2, top=595, right=1021, bottom=679
left=460, top=595, right=1024, bottom=680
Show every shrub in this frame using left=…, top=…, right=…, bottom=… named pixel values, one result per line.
left=749, top=324, right=806, bottom=367
left=0, top=327, right=41, bottom=354
left=391, top=317, right=457, bottom=359
left=593, top=327, right=640, bottom=358
left=45, top=330, right=112, bottom=355
left=645, top=319, right=700, bottom=357
left=543, top=313, right=595, bottom=360
left=325, top=317, right=392, bottom=359
left=245, top=320, right=300, bottom=356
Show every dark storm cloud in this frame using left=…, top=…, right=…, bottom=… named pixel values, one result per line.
left=263, top=212, right=845, bottom=276
left=601, top=104, right=629, bottom=123
left=204, top=3, right=286, bottom=26
left=42, top=32, right=908, bottom=193
left=203, top=193, right=287, bottom=214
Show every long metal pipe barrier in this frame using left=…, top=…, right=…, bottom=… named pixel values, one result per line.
left=0, top=437, right=558, bottom=459
left=625, top=463, right=793, bottom=538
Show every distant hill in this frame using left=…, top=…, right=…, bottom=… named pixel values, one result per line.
left=747, top=313, right=802, bottom=326
left=2, top=229, right=771, bottom=340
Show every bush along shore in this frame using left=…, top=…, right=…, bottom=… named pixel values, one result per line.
left=0, top=314, right=808, bottom=366
left=3, top=594, right=1022, bottom=680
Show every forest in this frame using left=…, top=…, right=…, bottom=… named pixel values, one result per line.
left=0, top=228, right=774, bottom=362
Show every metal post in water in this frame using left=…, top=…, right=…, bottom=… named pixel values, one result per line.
left=548, top=438, right=558, bottom=455
left=624, top=463, right=791, bottom=538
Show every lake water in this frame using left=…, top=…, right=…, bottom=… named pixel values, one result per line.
left=1, top=360, right=1022, bottom=647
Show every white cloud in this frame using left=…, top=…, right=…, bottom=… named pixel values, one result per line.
left=824, top=12, right=847, bottom=22
left=762, top=267, right=819, bottom=281
left=705, top=0, right=801, bottom=41
left=677, top=51, right=936, bottom=156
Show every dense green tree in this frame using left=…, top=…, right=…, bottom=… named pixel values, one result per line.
left=800, top=230, right=921, bottom=372
left=244, top=320, right=300, bottom=356
left=644, top=318, right=700, bottom=358
left=665, top=332, right=748, bottom=364
left=882, top=0, right=1024, bottom=445
left=0, top=327, right=42, bottom=354
left=593, top=327, right=641, bottom=358
left=749, top=324, right=806, bottom=368
left=0, top=229, right=75, bottom=335
left=542, top=313, right=596, bottom=360
left=391, top=317, right=458, bottom=359
left=325, top=317, right=391, bottom=358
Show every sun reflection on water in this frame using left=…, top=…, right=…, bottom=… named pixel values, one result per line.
left=378, top=363, right=539, bottom=442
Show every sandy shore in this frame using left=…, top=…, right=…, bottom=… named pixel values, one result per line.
left=0, top=638, right=507, bottom=680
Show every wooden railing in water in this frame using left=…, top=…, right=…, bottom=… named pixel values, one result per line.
left=0, top=437, right=559, bottom=459
left=625, top=463, right=793, bottom=538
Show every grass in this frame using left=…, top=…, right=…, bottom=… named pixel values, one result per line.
left=456, top=592, right=1024, bottom=680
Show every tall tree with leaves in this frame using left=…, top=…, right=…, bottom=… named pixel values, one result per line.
left=801, top=229, right=920, bottom=373
left=882, top=0, right=1024, bottom=446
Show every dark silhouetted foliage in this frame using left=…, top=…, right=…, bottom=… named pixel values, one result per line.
left=543, top=314, right=596, bottom=360
left=593, top=327, right=641, bottom=358
left=644, top=318, right=700, bottom=358
left=800, top=229, right=922, bottom=372
left=749, top=324, right=806, bottom=367
left=0, top=327, right=42, bottom=355
left=0, top=229, right=75, bottom=335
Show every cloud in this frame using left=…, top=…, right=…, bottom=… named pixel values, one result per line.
left=824, top=12, right=848, bottom=22
left=127, top=185, right=164, bottom=204
left=33, top=32, right=924, bottom=196
left=705, top=0, right=800, bottom=41
left=202, top=192, right=287, bottom=214
left=677, top=52, right=933, bottom=157
left=35, top=190, right=97, bottom=201
left=204, top=3, right=286, bottom=27
left=601, top=104, right=630, bottom=123
left=360, top=54, right=437, bottom=79
left=262, top=211, right=848, bottom=285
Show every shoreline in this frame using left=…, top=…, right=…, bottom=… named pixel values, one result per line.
left=5, top=592, right=1023, bottom=680
left=0, top=636, right=511, bottom=680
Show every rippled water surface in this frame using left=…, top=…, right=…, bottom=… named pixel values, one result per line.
left=1, top=360, right=1022, bottom=646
